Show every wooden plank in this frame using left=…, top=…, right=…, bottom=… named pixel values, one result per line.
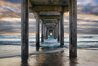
left=21, top=0, right=29, bottom=63
left=69, top=0, right=77, bottom=58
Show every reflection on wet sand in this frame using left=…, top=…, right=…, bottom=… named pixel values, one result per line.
left=0, top=49, right=98, bottom=66
left=21, top=58, right=78, bottom=66
left=21, top=50, right=78, bottom=66
left=70, top=58, right=77, bottom=66
left=35, top=51, right=64, bottom=66
left=21, top=62, right=29, bottom=66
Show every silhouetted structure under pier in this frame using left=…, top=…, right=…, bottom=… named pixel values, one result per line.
left=21, top=0, right=77, bottom=63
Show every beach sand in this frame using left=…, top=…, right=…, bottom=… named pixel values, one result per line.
left=0, top=48, right=98, bottom=66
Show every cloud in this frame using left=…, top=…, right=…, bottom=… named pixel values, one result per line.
left=77, top=0, right=98, bottom=6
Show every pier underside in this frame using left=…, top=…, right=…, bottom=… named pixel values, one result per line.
left=21, top=0, right=77, bottom=63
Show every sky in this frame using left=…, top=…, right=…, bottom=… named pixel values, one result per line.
left=2, top=0, right=98, bottom=6
left=77, top=0, right=98, bottom=6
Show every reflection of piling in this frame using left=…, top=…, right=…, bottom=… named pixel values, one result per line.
left=21, top=62, right=29, bottom=66
left=69, top=58, right=77, bottom=66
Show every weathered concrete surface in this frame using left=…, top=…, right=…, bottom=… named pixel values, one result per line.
left=0, top=49, right=98, bottom=66
left=29, top=0, right=68, bottom=12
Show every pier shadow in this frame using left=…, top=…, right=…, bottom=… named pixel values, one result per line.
left=21, top=61, right=29, bottom=66
left=35, top=51, right=64, bottom=66
left=69, top=58, right=77, bottom=66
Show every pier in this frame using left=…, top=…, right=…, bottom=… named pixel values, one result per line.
left=21, top=0, right=77, bottom=63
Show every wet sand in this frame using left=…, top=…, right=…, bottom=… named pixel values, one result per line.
left=0, top=48, right=98, bottom=66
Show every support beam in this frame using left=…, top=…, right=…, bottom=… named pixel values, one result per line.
left=56, top=24, right=58, bottom=39
left=58, top=20, right=61, bottom=42
left=60, top=12, right=64, bottom=47
left=43, top=25, right=46, bottom=39
left=46, top=28, right=48, bottom=39
left=47, top=29, right=49, bottom=38
left=54, top=27, right=57, bottom=39
left=53, top=29, right=55, bottom=39
left=21, top=0, right=29, bottom=63
left=55, top=25, right=58, bottom=39
left=44, top=26, right=48, bottom=39
left=36, top=16, right=40, bottom=51
left=69, top=0, right=77, bottom=58
left=57, top=22, right=60, bottom=42
left=41, top=22, right=44, bottom=43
